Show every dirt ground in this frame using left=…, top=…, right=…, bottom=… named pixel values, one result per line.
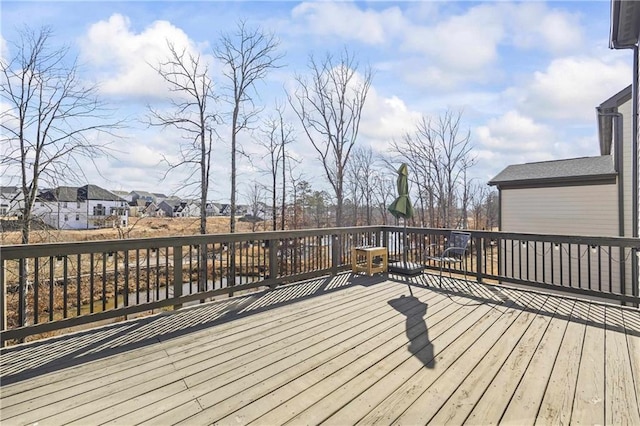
left=0, top=216, right=266, bottom=245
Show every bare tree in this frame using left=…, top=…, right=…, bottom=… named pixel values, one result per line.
left=256, top=102, right=294, bottom=231
left=148, top=42, right=217, bottom=237
left=289, top=49, right=372, bottom=227
left=216, top=21, right=282, bottom=234
left=391, top=110, right=474, bottom=228
left=1, top=26, right=121, bottom=245
left=347, top=146, right=377, bottom=225
left=244, top=181, right=266, bottom=232
left=1, top=27, right=122, bottom=330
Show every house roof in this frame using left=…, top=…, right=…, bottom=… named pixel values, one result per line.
left=130, top=190, right=155, bottom=199
left=488, top=156, right=617, bottom=188
left=38, top=185, right=126, bottom=202
left=0, top=186, right=18, bottom=195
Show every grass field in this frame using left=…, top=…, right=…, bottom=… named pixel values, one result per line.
left=0, top=216, right=265, bottom=245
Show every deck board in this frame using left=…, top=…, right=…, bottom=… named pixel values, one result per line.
left=1, top=272, right=638, bottom=426
left=572, top=302, right=606, bottom=425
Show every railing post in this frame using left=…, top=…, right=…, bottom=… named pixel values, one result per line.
left=475, top=235, right=483, bottom=283
left=331, top=234, right=340, bottom=275
left=269, top=239, right=278, bottom=289
left=1, top=258, right=6, bottom=343
left=173, top=245, right=183, bottom=310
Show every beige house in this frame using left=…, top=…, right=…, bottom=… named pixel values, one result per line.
left=489, top=86, right=636, bottom=295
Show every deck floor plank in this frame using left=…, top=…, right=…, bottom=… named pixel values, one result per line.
left=1, top=274, right=638, bottom=426
left=175, top=286, right=460, bottom=425
left=424, top=292, right=551, bottom=426
left=354, top=289, right=536, bottom=426
left=534, top=299, right=589, bottom=425
left=571, top=303, right=606, bottom=425
left=104, top=285, right=437, bottom=425
left=464, top=295, right=564, bottom=425
left=605, top=306, right=640, bottom=425
left=622, top=308, right=640, bottom=420
left=248, top=294, right=492, bottom=425
left=499, top=297, right=576, bottom=425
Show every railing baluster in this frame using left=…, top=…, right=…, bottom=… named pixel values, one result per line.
left=76, top=254, right=81, bottom=317
left=33, top=258, right=39, bottom=325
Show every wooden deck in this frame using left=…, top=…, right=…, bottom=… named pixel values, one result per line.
left=1, top=272, right=639, bottom=425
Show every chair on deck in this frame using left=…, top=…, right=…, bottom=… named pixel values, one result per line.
left=424, top=231, right=471, bottom=287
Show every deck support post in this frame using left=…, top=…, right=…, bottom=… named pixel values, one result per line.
left=268, top=239, right=278, bottom=289
left=331, top=234, right=339, bottom=275
left=173, top=246, right=183, bottom=310
left=1, top=259, right=6, bottom=346
left=475, top=236, right=483, bottom=283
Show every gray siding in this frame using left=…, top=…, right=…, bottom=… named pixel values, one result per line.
left=501, top=185, right=619, bottom=236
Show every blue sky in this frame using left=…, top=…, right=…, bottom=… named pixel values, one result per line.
left=1, top=1, right=633, bottom=202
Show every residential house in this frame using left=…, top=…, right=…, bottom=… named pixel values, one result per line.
left=206, top=202, right=222, bottom=217
left=489, top=85, right=636, bottom=295
left=0, top=186, right=23, bottom=217
left=157, top=199, right=200, bottom=218
left=153, top=193, right=168, bottom=203
left=142, top=201, right=163, bottom=217
left=33, top=184, right=129, bottom=230
left=128, top=199, right=148, bottom=217
left=129, top=190, right=157, bottom=204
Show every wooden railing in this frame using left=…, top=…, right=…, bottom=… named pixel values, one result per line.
left=1, top=226, right=638, bottom=343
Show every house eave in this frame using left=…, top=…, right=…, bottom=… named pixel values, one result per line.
left=610, top=0, right=640, bottom=49
left=489, top=174, right=618, bottom=190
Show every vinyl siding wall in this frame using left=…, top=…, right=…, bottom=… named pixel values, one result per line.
left=501, top=185, right=619, bottom=236
left=499, top=181, right=631, bottom=297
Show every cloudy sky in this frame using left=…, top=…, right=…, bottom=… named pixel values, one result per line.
left=1, top=1, right=633, bottom=202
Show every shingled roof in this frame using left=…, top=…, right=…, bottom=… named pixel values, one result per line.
left=489, top=156, right=617, bottom=188
left=38, top=185, right=126, bottom=202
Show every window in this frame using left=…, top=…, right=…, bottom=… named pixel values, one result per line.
left=64, top=214, right=68, bottom=221
left=77, top=202, right=81, bottom=209
left=62, top=202, right=68, bottom=208
left=76, top=214, right=80, bottom=221
left=93, top=204, right=105, bottom=216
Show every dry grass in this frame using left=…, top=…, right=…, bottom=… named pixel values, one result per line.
left=0, top=216, right=266, bottom=245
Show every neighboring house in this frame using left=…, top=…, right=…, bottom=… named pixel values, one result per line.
left=157, top=199, right=200, bottom=217
left=153, top=193, right=168, bottom=203
left=128, top=199, right=148, bottom=217
left=0, top=186, right=23, bottom=217
left=158, top=198, right=182, bottom=217
left=219, top=204, right=248, bottom=216
left=129, top=190, right=156, bottom=204
left=142, top=201, right=163, bottom=217
left=489, top=85, right=635, bottom=295
left=206, top=202, right=222, bottom=217
left=33, top=184, right=129, bottom=230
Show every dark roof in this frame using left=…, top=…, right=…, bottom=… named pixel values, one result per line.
left=488, top=156, right=617, bottom=188
left=78, top=185, right=124, bottom=201
left=0, top=186, right=18, bottom=195
left=38, top=185, right=125, bottom=202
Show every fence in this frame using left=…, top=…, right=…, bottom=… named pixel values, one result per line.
left=1, top=226, right=638, bottom=343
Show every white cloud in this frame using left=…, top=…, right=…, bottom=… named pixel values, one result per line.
left=508, top=3, right=583, bottom=54
left=475, top=111, right=556, bottom=164
left=0, top=35, right=7, bottom=62
left=290, top=2, right=404, bottom=45
left=360, top=87, right=422, bottom=151
left=516, top=56, right=631, bottom=121
left=80, top=14, right=209, bottom=99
